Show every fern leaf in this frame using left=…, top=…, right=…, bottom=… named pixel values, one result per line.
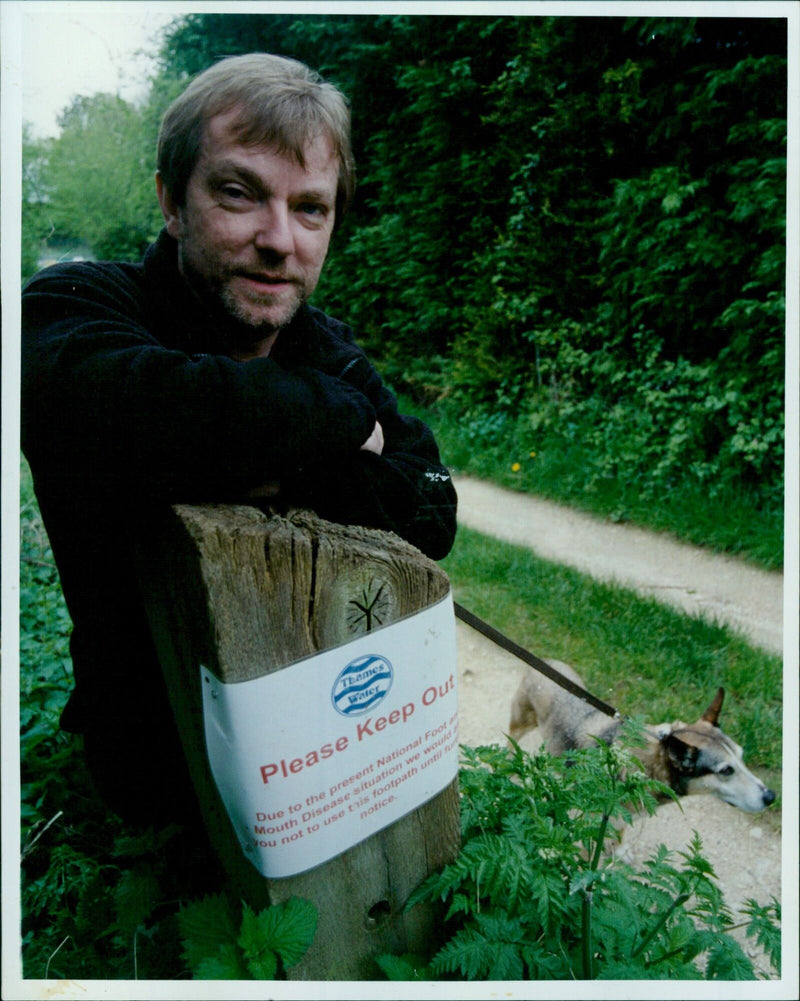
left=600, top=957, right=698, bottom=981
left=742, top=897, right=781, bottom=974
left=473, top=909, right=526, bottom=941
left=431, top=926, right=495, bottom=979
left=518, top=941, right=570, bottom=980
left=445, top=892, right=472, bottom=921
left=431, top=910, right=528, bottom=980
left=568, top=868, right=605, bottom=895
left=530, top=865, right=572, bottom=933
left=485, top=941, right=524, bottom=980
left=703, top=936, right=757, bottom=980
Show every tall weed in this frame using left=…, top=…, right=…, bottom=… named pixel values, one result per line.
left=379, top=742, right=781, bottom=981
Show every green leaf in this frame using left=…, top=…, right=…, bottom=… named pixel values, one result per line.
left=236, top=904, right=280, bottom=978
left=194, top=942, right=250, bottom=980
left=432, top=926, right=495, bottom=979
left=113, top=864, right=161, bottom=939
left=245, top=949, right=278, bottom=980
left=375, top=952, right=430, bottom=980
left=75, top=869, right=117, bottom=938
left=237, top=904, right=265, bottom=959
left=178, top=894, right=240, bottom=973
left=238, top=898, right=317, bottom=970
left=113, top=824, right=182, bottom=858
left=742, top=897, right=781, bottom=974
left=704, top=936, right=757, bottom=980
left=569, top=869, right=605, bottom=895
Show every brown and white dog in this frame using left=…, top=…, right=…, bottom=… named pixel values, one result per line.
left=508, top=660, right=776, bottom=812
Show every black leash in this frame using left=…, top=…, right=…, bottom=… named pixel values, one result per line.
left=453, top=601, right=620, bottom=720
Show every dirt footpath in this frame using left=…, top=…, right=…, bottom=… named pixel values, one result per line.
left=451, top=478, right=786, bottom=977
left=454, top=476, right=784, bottom=654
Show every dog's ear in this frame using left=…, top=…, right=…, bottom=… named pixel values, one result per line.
left=663, top=732, right=700, bottom=773
left=701, top=687, right=725, bottom=727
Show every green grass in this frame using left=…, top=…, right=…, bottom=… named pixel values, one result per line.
left=401, top=396, right=784, bottom=571
left=442, top=526, right=783, bottom=780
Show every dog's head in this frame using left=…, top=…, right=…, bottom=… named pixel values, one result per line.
left=656, top=688, right=776, bottom=812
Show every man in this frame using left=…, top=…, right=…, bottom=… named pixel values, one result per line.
left=21, top=53, right=457, bottom=826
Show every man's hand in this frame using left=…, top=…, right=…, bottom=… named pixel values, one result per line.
left=360, top=420, right=384, bottom=455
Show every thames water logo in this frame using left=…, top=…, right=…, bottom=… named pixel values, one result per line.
left=332, top=654, right=393, bottom=717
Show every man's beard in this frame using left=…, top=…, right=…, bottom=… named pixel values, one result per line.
left=218, top=280, right=305, bottom=338
left=183, top=261, right=307, bottom=355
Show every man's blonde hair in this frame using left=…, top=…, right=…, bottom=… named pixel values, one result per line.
left=157, top=53, right=355, bottom=223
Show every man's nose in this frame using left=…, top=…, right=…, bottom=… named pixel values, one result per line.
left=253, top=202, right=294, bottom=256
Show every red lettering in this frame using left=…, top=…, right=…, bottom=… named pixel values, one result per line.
left=261, top=735, right=351, bottom=777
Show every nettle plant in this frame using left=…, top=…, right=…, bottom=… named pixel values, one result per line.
left=379, top=738, right=780, bottom=982
left=177, top=894, right=317, bottom=979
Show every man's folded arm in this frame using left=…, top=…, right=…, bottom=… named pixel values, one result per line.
left=21, top=267, right=377, bottom=499
left=281, top=446, right=457, bottom=560
left=276, top=333, right=458, bottom=559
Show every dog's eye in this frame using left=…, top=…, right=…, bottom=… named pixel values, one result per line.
left=718, top=765, right=735, bottom=776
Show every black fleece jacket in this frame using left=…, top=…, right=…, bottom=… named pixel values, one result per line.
left=22, top=230, right=457, bottom=734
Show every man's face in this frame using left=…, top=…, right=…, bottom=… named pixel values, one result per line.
left=158, top=108, right=339, bottom=357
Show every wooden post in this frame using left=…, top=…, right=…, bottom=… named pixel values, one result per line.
left=136, top=503, right=460, bottom=980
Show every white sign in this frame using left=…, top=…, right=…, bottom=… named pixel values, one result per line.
left=201, top=592, right=458, bottom=878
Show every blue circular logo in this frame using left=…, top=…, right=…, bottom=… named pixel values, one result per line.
left=332, top=654, right=393, bottom=717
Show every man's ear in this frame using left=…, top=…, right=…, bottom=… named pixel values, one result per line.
left=156, top=172, right=182, bottom=240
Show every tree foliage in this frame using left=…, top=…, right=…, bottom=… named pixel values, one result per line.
left=43, top=93, right=163, bottom=261
left=21, top=124, right=54, bottom=278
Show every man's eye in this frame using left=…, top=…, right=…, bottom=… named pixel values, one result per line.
left=215, top=183, right=253, bottom=204
left=298, top=202, right=327, bottom=217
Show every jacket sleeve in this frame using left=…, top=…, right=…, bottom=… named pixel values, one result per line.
left=279, top=350, right=458, bottom=560
left=21, top=264, right=377, bottom=501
